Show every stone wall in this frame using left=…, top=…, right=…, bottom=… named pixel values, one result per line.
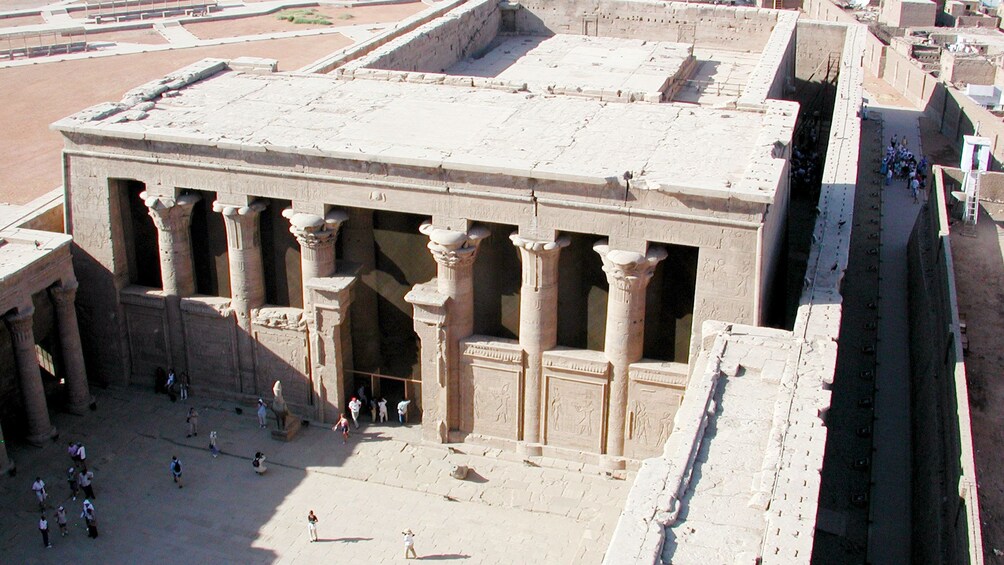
left=513, top=0, right=784, bottom=50
left=907, top=166, right=983, bottom=565
left=345, top=0, right=500, bottom=73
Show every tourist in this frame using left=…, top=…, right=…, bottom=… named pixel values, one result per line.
left=39, top=513, right=51, bottom=548
left=307, top=510, right=319, bottom=542
left=335, top=413, right=350, bottom=444
left=78, top=467, right=96, bottom=499
left=77, top=443, right=87, bottom=467
left=885, top=167, right=893, bottom=186
left=171, top=456, right=183, bottom=488
left=32, top=477, right=47, bottom=510
left=378, top=398, right=389, bottom=423
left=81, top=500, right=97, bottom=538
left=357, top=385, right=368, bottom=408
left=910, top=177, right=920, bottom=203
left=166, top=369, right=177, bottom=402
left=55, top=506, right=68, bottom=537
left=257, top=398, right=268, bottom=429
left=370, top=399, right=378, bottom=422
left=180, top=371, right=190, bottom=400
left=402, top=528, right=417, bottom=559
left=253, top=451, right=267, bottom=475
left=349, top=397, right=362, bottom=429
left=398, top=399, right=411, bottom=424
left=186, top=407, right=199, bottom=438
left=67, top=466, right=79, bottom=501
left=67, top=442, right=80, bottom=465
left=210, top=431, right=219, bottom=458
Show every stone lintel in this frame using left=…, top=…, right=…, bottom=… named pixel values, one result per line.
left=460, top=336, right=524, bottom=363
left=628, top=361, right=690, bottom=388
left=119, top=285, right=168, bottom=309
left=542, top=348, right=610, bottom=378
left=179, top=295, right=233, bottom=318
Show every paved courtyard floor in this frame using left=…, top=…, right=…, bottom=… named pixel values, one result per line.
left=0, top=388, right=631, bottom=564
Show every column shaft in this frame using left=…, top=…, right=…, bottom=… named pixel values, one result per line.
left=342, top=208, right=382, bottom=372
left=143, top=192, right=200, bottom=373
left=50, top=281, right=92, bottom=414
left=6, top=307, right=57, bottom=445
left=511, top=234, right=568, bottom=445
left=419, top=222, right=489, bottom=436
left=215, top=200, right=267, bottom=395
left=595, top=242, right=666, bottom=458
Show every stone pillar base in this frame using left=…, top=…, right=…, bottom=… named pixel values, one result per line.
left=270, top=416, right=302, bottom=442
left=26, top=426, right=58, bottom=447
left=600, top=454, right=626, bottom=471
left=517, top=442, right=543, bottom=458
left=66, top=398, right=95, bottom=416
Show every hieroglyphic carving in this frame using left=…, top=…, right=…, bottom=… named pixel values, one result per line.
left=693, top=296, right=752, bottom=325
left=253, top=326, right=310, bottom=409
left=625, top=382, right=683, bottom=460
left=468, top=365, right=520, bottom=439
left=124, top=306, right=169, bottom=384
left=699, top=254, right=754, bottom=300
left=183, top=312, right=237, bottom=392
left=543, top=374, right=606, bottom=453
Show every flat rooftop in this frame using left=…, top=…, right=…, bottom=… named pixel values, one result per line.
left=447, top=34, right=695, bottom=100
left=55, top=61, right=795, bottom=199
left=0, top=227, right=70, bottom=284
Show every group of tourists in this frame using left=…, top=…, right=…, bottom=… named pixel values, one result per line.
left=334, top=386, right=412, bottom=443
left=31, top=441, right=100, bottom=548
left=881, top=134, right=928, bottom=203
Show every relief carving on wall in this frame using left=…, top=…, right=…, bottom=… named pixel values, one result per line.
left=626, top=384, right=682, bottom=460
left=544, top=376, right=605, bottom=452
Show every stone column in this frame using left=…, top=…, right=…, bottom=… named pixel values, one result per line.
left=50, top=281, right=92, bottom=415
left=283, top=208, right=349, bottom=310
left=510, top=233, right=569, bottom=449
left=214, top=199, right=268, bottom=395
left=5, top=307, right=58, bottom=445
left=594, top=241, right=666, bottom=461
left=142, top=192, right=201, bottom=373
left=417, top=222, right=489, bottom=438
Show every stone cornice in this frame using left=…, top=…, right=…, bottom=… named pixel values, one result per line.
left=461, top=337, right=524, bottom=364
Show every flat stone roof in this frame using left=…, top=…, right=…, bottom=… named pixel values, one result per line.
left=447, top=34, right=695, bottom=99
left=0, top=227, right=71, bottom=285
left=54, top=61, right=796, bottom=200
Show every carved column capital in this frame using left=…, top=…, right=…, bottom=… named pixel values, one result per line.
left=420, top=222, right=490, bottom=268
left=49, top=280, right=80, bottom=307
left=214, top=200, right=267, bottom=250
left=141, top=192, right=201, bottom=232
left=4, top=306, right=35, bottom=346
left=283, top=209, right=348, bottom=250
left=593, top=241, right=667, bottom=293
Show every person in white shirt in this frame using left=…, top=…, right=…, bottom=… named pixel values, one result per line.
left=402, top=528, right=417, bottom=559
left=378, top=398, right=389, bottom=423
left=397, top=400, right=411, bottom=424
left=39, top=515, right=51, bottom=548
left=348, top=397, right=362, bottom=429
left=32, top=478, right=47, bottom=509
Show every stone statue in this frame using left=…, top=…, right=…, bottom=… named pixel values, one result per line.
left=271, top=380, right=288, bottom=432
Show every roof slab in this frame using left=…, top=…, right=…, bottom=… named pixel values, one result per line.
left=54, top=61, right=797, bottom=202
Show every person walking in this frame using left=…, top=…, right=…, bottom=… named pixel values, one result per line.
left=210, top=431, right=219, bottom=458
left=180, top=371, right=190, bottom=400
left=67, top=467, right=79, bottom=501
left=82, top=500, right=98, bottom=538
left=370, top=399, right=378, bottom=423
left=167, top=369, right=177, bottom=402
left=32, top=477, right=47, bottom=510
left=307, top=510, right=319, bottom=542
left=39, top=514, right=51, bottom=548
left=402, top=528, right=417, bottom=559
left=186, top=408, right=199, bottom=438
left=378, top=398, right=388, bottom=423
left=67, top=442, right=80, bottom=466
left=335, top=414, right=350, bottom=444
left=78, top=468, right=96, bottom=499
left=55, top=506, right=68, bottom=537
left=397, top=399, right=411, bottom=424
left=171, top=456, right=184, bottom=488
left=253, top=452, right=267, bottom=475
left=348, top=397, right=362, bottom=429
left=257, top=398, right=268, bottom=429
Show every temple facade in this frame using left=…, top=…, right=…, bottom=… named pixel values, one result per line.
left=54, top=0, right=798, bottom=466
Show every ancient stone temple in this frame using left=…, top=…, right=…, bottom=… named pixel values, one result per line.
left=54, top=0, right=798, bottom=467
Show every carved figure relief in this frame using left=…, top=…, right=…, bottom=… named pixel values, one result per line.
left=544, top=376, right=604, bottom=452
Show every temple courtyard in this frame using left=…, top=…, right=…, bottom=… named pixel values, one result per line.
left=0, top=388, right=630, bottom=563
